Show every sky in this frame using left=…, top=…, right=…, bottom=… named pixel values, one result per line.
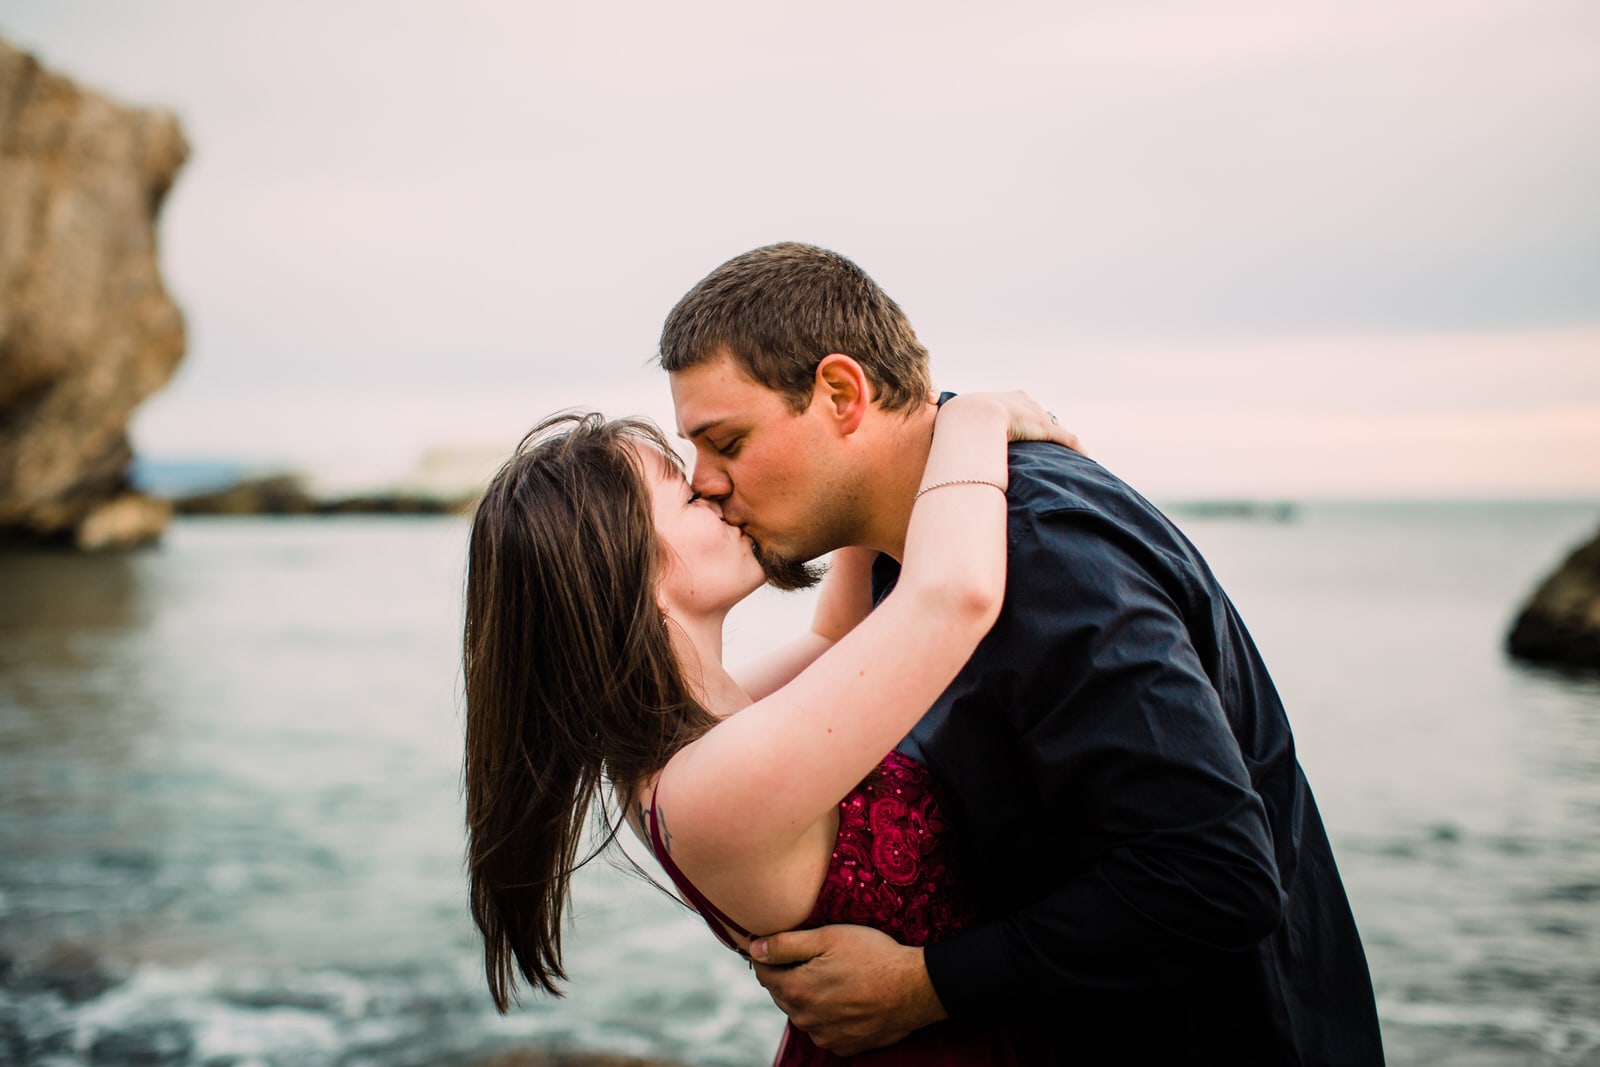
left=3, top=1, right=1597, bottom=498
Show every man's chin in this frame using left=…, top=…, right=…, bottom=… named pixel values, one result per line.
left=751, top=541, right=824, bottom=592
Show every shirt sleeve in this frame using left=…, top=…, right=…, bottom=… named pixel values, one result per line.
left=923, top=504, right=1287, bottom=1018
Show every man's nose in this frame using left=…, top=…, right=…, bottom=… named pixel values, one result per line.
left=690, top=458, right=731, bottom=501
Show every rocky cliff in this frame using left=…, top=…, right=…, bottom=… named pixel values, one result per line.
left=0, top=37, right=188, bottom=549
left=1508, top=524, right=1600, bottom=670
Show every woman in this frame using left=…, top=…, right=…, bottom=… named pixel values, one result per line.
left=463, top=393, right=1069, bottom=1064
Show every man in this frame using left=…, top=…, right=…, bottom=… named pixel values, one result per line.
left=661, top=242, right=1384, bottom=1064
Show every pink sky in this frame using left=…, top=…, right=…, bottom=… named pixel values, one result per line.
left=4, top=1, right=1597, bottom=497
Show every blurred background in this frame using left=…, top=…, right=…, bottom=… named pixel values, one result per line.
left=1, top=2, right=1597, bottom=1065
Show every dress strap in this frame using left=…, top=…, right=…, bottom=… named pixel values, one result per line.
left=647, top=783, right=754, bottom=953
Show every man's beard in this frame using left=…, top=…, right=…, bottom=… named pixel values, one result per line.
left=751, top=539, right=825, bottom=592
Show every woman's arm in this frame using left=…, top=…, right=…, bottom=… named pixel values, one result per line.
left=661, top=392, right=1068, bottom=873
left=731, top=547, right=878, bottom=702
left=734, top=404, right=1080, bottom=702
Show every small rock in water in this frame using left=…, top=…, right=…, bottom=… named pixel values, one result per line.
left=1507, top=523, right=1600, bottom=670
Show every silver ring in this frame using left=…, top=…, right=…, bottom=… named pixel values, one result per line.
left=1048, top=412, right=1059, bottom=424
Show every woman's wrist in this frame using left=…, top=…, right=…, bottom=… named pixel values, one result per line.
left=913, top=478, right=1005, bottom=504
left=934, top=392, right=1004, bottom=425
left=923, top=395, right=1009, bottom=495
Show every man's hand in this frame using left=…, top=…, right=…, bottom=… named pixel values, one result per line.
left=749, top=925, right=947, bottom=1056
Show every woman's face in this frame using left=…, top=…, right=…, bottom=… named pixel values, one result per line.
left=640, top=447, right=765, bottom=617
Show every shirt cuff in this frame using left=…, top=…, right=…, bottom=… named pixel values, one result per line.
left=924, top=922, right=1022, bottom=1021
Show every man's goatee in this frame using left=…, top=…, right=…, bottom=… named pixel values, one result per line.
left=752, top=541, right=825, bottom=591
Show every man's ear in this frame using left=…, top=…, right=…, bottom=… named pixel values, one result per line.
left=813, top=354, right=872, bottom=435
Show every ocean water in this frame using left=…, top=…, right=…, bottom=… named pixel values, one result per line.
left=1, top=502, right=1597, bottom=1067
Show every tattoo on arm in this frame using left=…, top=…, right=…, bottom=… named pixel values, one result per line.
left=635, top=800, right=672, bottom=853
left=644, top=801, right=674, bottom=854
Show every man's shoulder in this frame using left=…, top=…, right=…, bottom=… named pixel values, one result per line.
left=1000, top=443, right=1208, bottom=589
left=873, top=444, right=1195, bottom=597
left=1003, top=442, right=1158, bottom=531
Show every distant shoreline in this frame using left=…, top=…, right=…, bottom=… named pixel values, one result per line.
left=168, top=474, right=477, bottom=517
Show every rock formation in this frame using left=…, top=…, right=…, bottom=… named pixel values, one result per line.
left=1508, top=524, right=1600, bottom=670
left=0, top=37, right=188, bottom=549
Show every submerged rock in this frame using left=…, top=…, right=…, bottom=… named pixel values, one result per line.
left=468, top=1052, right=690, bottom=1067
left=1508, top=524, right=1600, bottom=670
left=0, top=37, right=188, bottom=549
left=0, top=942, right=122, bottom=1004
left=88, top=1022, right=193, bottom=1066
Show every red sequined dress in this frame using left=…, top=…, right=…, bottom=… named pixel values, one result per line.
left=647, top=749, right=1055, bottom=1066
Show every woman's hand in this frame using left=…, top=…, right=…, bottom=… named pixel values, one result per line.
left=939, top=391, right=1082, bottom=452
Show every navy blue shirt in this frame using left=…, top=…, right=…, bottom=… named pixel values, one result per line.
left=876, top=443, right=1384, bottom=1065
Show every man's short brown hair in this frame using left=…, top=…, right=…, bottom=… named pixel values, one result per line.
left=658, top=242, right=931, bottom=414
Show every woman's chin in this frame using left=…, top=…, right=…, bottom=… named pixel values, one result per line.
left=737, top=570, right=767, bottom=601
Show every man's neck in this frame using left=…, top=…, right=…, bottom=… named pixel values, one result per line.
left=855, top=400, right=939, bottom=563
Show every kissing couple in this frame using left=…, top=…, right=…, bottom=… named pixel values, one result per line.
left=463, top=243, right=1385, bottom=1066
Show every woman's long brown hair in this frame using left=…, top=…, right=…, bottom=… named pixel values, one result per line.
left=463, top=412, right=720, bottom=1010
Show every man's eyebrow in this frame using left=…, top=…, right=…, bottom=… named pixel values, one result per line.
left=683, top=416, right=729, bottom=441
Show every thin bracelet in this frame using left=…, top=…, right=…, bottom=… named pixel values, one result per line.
left=914, top=478, right=1006, bottom=503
